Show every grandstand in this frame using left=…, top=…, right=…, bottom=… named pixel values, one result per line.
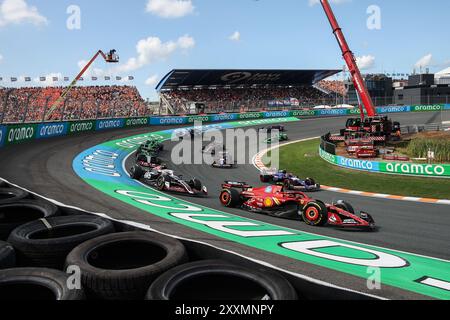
left=156, top=69, right=342, bottom=115
left=0, top=86, right=146, bottom=124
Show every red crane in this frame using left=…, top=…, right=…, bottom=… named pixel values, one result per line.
left=45, top=49, right=119, bottom=121
left=319, top=0, right=377, bottom=118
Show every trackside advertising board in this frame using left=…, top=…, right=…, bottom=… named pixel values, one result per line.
left=0, top=105, right=448, bottom=149
left=5, top=124, right=37, bottom=145
left=319, top=147, right=450, bottom=178
left=72, top=118, right=450, bottom=300
left=0, top=125, right=6, bottom=147
left=36, top=122, right=69, bottom=139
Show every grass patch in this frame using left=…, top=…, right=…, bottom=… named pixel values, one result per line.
left=263, top=139, right=450, bottom=199
left=401, top=132, right=450, bottom=163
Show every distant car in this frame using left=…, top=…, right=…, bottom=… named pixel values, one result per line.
left=260, top=169, right=320, bottom=192
left=136, top=139, right=164, bottom=156
left=134, top=154, right=166, bottom=170
left=219, top=182, right=375, bottom=230
left=130, top=166, right=208, bottom=196
left=176, top=128, right=203, bottom=140
left=202, top=142, right=225, bottom=156
left=265, top=133, right=289, bottom=144
left=259, top=125, right=286, bottom=133
left=212, top=151, right=237, bottom=169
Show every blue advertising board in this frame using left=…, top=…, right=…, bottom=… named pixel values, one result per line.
left=95, top=119, right=125, bottom=131
left=149, top=116, right=188, bottom=126
left=36, top=122, right=69, bottom=139
left=376, top=106, right=411, bottom=114
left=336, top=155, right=380, bottom=173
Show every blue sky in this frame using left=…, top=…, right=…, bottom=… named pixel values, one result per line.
left=1, top=0, right=449, bottom=99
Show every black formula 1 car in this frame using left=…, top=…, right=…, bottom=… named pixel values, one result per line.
left=130, top=165, right=208, bottom=196
left=219, top=182, right=375, bottom=230
left=258, top=125, right=286, bottom=133
left=260, top=169, right=321, bottom=192
left=134, top=154, right=166, bottom=170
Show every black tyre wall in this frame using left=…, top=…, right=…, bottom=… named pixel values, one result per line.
left=65, top=231, right=188, bottom=300
left=8, top=215, right=115, bottom=269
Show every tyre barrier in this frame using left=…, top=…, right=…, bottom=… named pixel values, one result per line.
left=65, top=231, right=188, bottom=300
left=0, top=187, right=29, bottom=205
left=146, top=260, right=298, bottom=301
left=0, top=200, right=59, bottom=240
left=0, top=268, right=85, bottom=300
left=0, top=241, right=15, bottom=269
left=0, top=181, right=378, bottom=300
left=8, top=215, right=115, bottom=269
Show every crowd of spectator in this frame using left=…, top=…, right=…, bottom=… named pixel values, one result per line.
left=317, top=80, right=347, bottom=96
left=0, top=86, right=146, bottom=123
left=161, top=86, right=334, bottom=114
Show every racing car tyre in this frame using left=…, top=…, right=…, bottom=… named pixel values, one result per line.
left=65, top=231, right=188, bottom=300
left=190, top=178, right=202, bottom=191
left=0, top=268, right=85, bottom=300
left=0, top=241, right=15, bottom=269
left=220, top=189, right=242, bottom=208
left=260, top=175, right=271, bottom=183
left=130, top=165, right=144, bottom=180
left=0, top=187, right=29, bottom=205
left=146, top=260, right=297, bottom=300
left=8, top=215, right=115, bottom=269
left=334, top=200, right=355, bottom=214
left=302, top=201, right=328, bottom=227
left=305, top=178, right=316, bottom=186
left=0, top=200, right=59, bottom=241
left=156, top=176, right=167, bottom=191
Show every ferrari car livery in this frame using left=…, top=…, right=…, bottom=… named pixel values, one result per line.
left=219, top=182, right=375, bottom=230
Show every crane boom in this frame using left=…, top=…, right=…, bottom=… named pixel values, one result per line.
left=320, top=0, right=377, bottom=118
left=45, top=50, right=118, bottom=121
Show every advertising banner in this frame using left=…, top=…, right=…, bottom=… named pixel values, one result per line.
left=125, top=117, right=149, bottom=127
left=263, top=111, right=290, bottom=118
left=290, top=110, right=317, bottom=117
left=186, top=115, right=212, bottom=124
left=238, top=112, right=264, bottom=120
left=5, top=124, right=38, bottom=145
left=445, top=104, right=450, bottom=110
left=68, top=120, right=96, bottom=134
left=36, top=122, right=69, bottom=139
left=316, top=109, right=349, bottom=117
left=377, top=106, right=411, bottom=114
left=379, top=162, right=450, bottom=178
left=0, top=125, right=6, bottom=147
left=95, top=119, right=125, bottom=131
left=150, top=116, right=187, bottom=126
left=411, top=105, right=444, bottom=112
left=211, top=113, right=238, bottom=122
left=320, top=146, right=450, bottom=178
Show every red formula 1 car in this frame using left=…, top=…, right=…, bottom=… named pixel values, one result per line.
left=219, top=182, right=375, bottom=230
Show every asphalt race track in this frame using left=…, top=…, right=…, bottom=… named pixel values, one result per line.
left=1, top=111, right=449, bottom=300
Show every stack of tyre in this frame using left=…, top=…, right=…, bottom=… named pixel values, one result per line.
left=0, top=182, right=297, bottom=300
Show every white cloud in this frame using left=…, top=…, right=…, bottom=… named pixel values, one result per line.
left=116, top=35, right=195, bottom=73
left=356, top=55, right=375, bottom=70
left=229, top=31, right=241, bottom=42
left=308, top=0, right=350, bottom=7
left=146, top=0, right=194, bottom=18
left=414, top=54, right=433, bottom=70
left=145, top=74, right=159, bottom=86
left=0, top=0, right=48, bottom=27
